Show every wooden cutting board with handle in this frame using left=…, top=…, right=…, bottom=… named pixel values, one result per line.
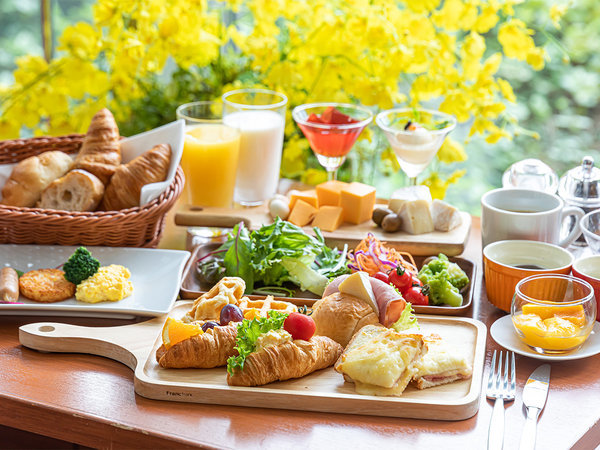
left=175, top=204, right=472, bottom=256
left=19, top=301, right=487, bottom=420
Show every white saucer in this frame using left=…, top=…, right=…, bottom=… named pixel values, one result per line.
left=490, top=315, right=600, bottom=361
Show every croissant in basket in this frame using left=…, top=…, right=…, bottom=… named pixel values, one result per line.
left=74, top=108, right=121, bottom=185
left=102, top=143, right=171, bottom=211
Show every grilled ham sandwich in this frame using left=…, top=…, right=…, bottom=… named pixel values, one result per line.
left=334, top=324, right=426, bottom=396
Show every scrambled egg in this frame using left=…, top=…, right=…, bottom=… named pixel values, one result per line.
left=255, top=329, right=292, bottom=352
left=75, top=264, right=133, bottom=303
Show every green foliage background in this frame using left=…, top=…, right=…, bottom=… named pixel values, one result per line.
left=1, top=0, right=598, bottom=215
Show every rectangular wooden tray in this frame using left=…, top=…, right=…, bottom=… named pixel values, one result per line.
left=19, top=301, right=487, bottom=420
left=175, top=203, right=472, bottom=256
left=180, top=243, right=476, bottom=315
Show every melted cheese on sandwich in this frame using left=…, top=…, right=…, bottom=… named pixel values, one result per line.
left=335, top=325, right=425, bottom=395
left=412, top=334, right=472, bottom=389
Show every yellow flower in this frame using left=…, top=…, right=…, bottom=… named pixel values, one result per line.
left=550, top=4, right=567, bottom=29
left=498, top=19, right=535, bottom=61
left=526, top=47, right=547, bottom=71
left=497, top=78, right=516, bottom=102
left=58, top=23, right=101, bottom=60
left=475, top=3, right=500, bottom=33
left=301, top=168, right=328, bottom=186
left=0, top=119, right=20, bottom=140
left=423, top=170, right=466, bottom=199
left=437, top=138, right=467, bottom=164
left=461, top=32, right=485, bottom=80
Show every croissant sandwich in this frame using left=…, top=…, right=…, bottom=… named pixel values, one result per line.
left=156, top=278, right=298, bottom=369
left=226, top=311, right=343, bottom=387
left=156, top=321, right=238, bottom=369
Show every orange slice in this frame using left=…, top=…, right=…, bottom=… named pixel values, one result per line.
left=162, top=317, right=203, bottom=349
left=522, top=304, right=586, bottom=327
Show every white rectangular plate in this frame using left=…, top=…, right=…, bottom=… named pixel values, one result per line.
left=1, top=245, right=190, bottom=318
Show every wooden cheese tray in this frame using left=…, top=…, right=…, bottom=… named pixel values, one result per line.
left=174, top=203, right=472, bottom=256
left=180, top=242, right=477, bottom=316
left=19, top=301, right=487, bottom=420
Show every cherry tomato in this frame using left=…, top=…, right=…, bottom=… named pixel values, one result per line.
left=411, top=275, right=423, bottom=287
left=373, top=272, right=389, bottom=283
left=404, top=285, right=429, bottom=306
left=283, top=312, right=316, bottom=341
left=388, top=266, right=413, bottom=293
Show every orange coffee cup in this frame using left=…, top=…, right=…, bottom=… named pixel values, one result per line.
left=572, top=255, right=600, bottom=321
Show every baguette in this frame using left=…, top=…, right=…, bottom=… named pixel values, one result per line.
left=38, top=169, right=104, bottom=211
left=156, top=323, right=238, bottom=369
left=1, top=151, right=73, bottom=207
left=227, top=335, right=343, bottom=387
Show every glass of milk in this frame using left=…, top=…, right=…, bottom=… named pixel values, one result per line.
left=223, top=89, right=287, bottom=206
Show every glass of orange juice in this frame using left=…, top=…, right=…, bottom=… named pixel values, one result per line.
left=176, top=101, right=241, bottom=207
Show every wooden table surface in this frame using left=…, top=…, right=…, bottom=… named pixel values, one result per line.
left=1, top=215, right=600, bottom=450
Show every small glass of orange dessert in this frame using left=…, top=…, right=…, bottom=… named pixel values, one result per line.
left=511, top=274, right=596, bottom=354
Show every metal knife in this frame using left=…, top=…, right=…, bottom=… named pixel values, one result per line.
left=519, top=364, right=551, bottom=450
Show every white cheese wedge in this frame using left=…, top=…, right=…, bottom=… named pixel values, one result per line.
left=388, top=185, right=433, bottom=214
left=398, top=200, right=434, bottom=235
left=338, top=272, right=379, bottom=315
left=431, top=199, right=462, bottom=232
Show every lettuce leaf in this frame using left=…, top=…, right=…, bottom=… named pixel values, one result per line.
left=391, top=303, right=419, bottom=332
left=226, top=310, right=289, bottom=375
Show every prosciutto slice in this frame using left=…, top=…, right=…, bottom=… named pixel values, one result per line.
left=323, top=274, right=406, bottom=327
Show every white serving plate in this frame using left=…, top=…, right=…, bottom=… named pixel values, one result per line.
left=490, top=315, right=600, bottom=361
left=1, top=245, right=189, bottom=318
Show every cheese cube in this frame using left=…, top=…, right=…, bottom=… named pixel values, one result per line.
left=289, top=190, right=318, bottom=209
left=388, top=186, right=432, bottom=214
left=431, top=199, right=462, bottom=231
left=398, top=200, right=434, bottom=235
left=311, top=206, right=344, bottom=232
left=288, top=199, right=317, bottom=227
left=338, top=272, right=379, bottom=315
left=316, top=180, right=349, bottom=206
left=340, top=182, right=376, bottom=225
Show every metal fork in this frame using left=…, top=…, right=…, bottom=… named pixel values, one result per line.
left=487, top=350, right=516, bottom=450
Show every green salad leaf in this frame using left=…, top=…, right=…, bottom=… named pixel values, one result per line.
left=209, top=218, right=350, bottom=294
left=391, top=303, right=419, bottom=332
left=227, top=310, right=289, bottom=375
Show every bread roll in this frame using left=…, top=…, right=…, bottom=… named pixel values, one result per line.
left=311, top=292, right=379, bottom=347
left=1, top=151, right=73, bottom=207
left=38, top=169, right=104, bottom=211
left=101, top=143, right=171, bottom=211
left=74, top=108, right=121, bottom=184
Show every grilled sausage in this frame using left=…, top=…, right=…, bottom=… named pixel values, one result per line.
left=0, top=267, right=19, bottom=303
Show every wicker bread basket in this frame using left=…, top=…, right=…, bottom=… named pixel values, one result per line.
left=0, top=134, right=184, bottom=247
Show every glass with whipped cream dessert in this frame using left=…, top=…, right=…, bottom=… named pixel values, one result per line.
left=376, top=108, right=456, bottom=186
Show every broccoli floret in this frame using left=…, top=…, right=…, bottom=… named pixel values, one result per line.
left=63, top=247, right=100, bottom=285
left=447, top=261, right=469, bottom=290
left=423, top=270, right=463, bottom=307
left=418, top=253, right=469, bottom=307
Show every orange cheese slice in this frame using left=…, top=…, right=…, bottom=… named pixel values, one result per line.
left=311, top=206, right=344, bottom=232
left=316, top=180, right=349, bottom=207
left=340, top=182, right=376, bottom=225
left=288, top=199, right=317, bottom=227
left=289, top=190, right=318, bottom=209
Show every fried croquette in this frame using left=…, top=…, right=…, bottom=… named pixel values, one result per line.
left=19, top=269, right=75, bottom=302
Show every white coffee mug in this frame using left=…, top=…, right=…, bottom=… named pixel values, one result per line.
left=481, top=188, right=584, bottom=249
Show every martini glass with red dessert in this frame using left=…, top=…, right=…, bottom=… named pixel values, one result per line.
left=292, top=103, right=373, bottom=180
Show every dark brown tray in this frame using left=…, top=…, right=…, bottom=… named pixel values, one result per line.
left=180, top=243, right=476, bottom=315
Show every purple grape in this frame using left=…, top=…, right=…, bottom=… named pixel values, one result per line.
left=201, top=321, right=219, bottom=332
left=220, top=304, right=244, bottom=325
